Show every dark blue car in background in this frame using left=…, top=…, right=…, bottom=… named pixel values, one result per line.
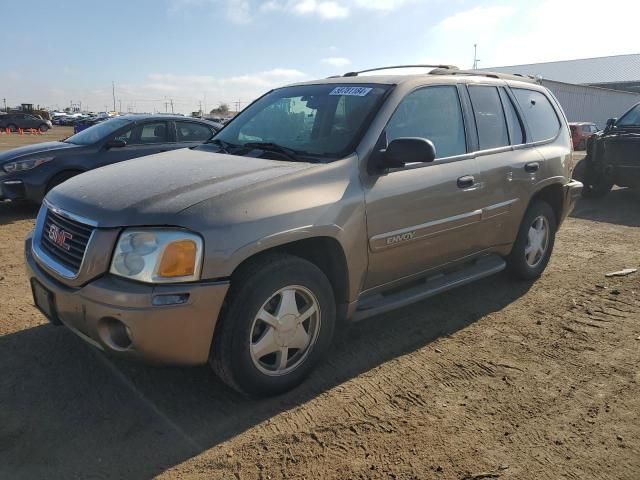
left=0, top=115, right=221, bottom=203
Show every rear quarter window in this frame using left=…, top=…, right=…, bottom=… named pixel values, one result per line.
left=512, top=88, right=561, bottom=143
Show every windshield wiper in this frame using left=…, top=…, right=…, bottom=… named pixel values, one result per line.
left=242, top=142, right=304, bottom=162
left=202, top=138, right=238, bottom=153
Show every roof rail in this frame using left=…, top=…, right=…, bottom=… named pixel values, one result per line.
left=429, top=68, right=538, bottom=83
left=343, top=64, right=459, bottom=77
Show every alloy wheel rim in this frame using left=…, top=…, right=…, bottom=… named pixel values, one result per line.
left=249, top=285, right=321, bottom=376
left=525, top=215, right=549, bottom=268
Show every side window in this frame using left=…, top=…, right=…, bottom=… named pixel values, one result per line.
left=137, top=122, right=169, bottom=144
left=176, top=122, right=213, bottom=142
left=498, top=88, right=524, bottom=145
left=114, top=127, right=133, bottom=143
left=512, top=89, right=561, bottom=142
left=468, top=86, right=509, bottom=150
left=386, top=86, right=466, bottom=159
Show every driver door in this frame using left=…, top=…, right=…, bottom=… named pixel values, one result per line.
left=95, top=121, right=176, bottom=168
left=363, top=85, right=484, bottom=290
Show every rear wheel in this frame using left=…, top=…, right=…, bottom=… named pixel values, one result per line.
left=39, top=124, right=49, bottom=132
left=210, top=254, right=336, bottom=397
left=7, top=124, right=17, bottom=132
left=508, top=200, right=556, bottom=280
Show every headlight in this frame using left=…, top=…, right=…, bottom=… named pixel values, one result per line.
left=110, top=229, right=204, bottom=283
left=3, top=156, right=55, bottom=173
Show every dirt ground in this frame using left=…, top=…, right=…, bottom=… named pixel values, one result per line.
left=0, top=132, right=638, bottom=480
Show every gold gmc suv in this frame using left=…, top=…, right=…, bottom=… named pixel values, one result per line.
left=25, top=65, right=582, bottom=396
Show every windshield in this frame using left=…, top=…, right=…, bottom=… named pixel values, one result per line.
left=64, top=117, right=131, bottom=145
left=617, top=104, right=640, bottom=127
left=207, top=83, right=390, bottom=160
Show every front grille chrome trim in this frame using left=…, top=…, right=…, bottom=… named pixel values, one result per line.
left=31, top=201, right=97, bottom=280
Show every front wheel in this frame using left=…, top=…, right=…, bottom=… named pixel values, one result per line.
left=210, top=254, right=336, bottom=397
left=39, top=124, right=49, bottom=132
left=508, top=200, right=556, bottom=280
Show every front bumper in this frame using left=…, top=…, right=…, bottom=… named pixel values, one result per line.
left=25, top=236, right=229, bottom=365
left=560, top=179, right=583, bottom=225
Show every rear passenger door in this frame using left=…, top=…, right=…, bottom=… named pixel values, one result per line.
left=175, top=121, right=215, bottom=148
left=363, top=85, right=484, bottom=290
left=466, top=84, right=541, bottom=249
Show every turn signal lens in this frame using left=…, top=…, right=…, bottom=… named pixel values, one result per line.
left=157, top=240, right=197, bottom=278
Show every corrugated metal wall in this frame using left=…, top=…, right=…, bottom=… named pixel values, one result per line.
left=541, top=80, right=640, bottom=129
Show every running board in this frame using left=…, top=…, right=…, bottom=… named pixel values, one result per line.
left=352, top=255, right=506, bottom=322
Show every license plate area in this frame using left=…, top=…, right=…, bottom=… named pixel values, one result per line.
left=31, top=279, right=59, bottom=324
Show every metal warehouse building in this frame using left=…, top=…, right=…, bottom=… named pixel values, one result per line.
left=481, top=54, right=640, bottom=129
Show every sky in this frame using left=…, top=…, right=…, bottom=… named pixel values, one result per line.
left=2, top=0, right=639, bottom=114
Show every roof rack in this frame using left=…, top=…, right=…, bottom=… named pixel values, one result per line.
left=342, top=64, right=459, bottom=77
left=429, top=68, right=539, bottom=83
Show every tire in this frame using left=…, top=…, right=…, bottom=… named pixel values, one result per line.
left=7, top=124, right=17, bottom=132
left=45, top=171, right=81, bottom=195
left=210, top=253, right=336, bottom=397
left=508, top=200, right=556, bottom=280
left=39, top=124, right=49, bottom=132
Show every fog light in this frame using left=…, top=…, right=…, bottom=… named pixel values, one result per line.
left=98, top=317, right=132, bottom=350
left=152, top=293, right=189, bottom=306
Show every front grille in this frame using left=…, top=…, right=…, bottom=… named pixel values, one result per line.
left=40, top=208, right=95, bottom=274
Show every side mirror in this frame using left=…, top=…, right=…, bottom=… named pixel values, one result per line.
left=605, top=118, right=617, bottom=129
left=378, top=137, right=436, bottom=170
left=105, top=139, right=127, bottom=149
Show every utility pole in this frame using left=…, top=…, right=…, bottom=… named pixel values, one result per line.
left=119, top=99, right=122, bottom=113
left=164, top=97, right=169, bottom=113
left=204, top=93, right=207, bottom=114
left=2, top=98, right=6, bottom=112
left=170, top=99, right=174, bottom=114
left=198, top=100, right=202, bottom=116
left=112, top=81, right=116, bottom=112
left=472, top=44, right=480, bottom=69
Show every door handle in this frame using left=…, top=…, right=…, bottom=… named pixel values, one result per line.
left=525, top=162, right=540, bottom=173
left=457, top=175, right=475, bottom=188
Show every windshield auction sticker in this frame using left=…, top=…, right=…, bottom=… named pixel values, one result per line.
left=329, top=86, right=373, bottom=97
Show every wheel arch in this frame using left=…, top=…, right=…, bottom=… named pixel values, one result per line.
left=229, top=236, right=350, bottom=319
left=528, top=181, right=564, bottom=226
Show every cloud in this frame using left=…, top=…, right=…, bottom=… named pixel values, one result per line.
left=242, top=0, right=413, bottom=20
left=321, top=56, right=351, bottom=67
left=427, top=0, right=640, bottom=69
left=167, top=0, right=252, bottom=24
left=353, top=0, right=412, bottom=11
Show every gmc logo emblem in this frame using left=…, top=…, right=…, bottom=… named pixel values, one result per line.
left=48, top=224, right=73, bottom=251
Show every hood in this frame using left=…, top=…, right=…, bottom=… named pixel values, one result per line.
left=46, top=148, right=314, bottom=227
left=0, top=141, right=78, bottom=164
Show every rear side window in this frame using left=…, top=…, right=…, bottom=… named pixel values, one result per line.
left=498, top=88, right=524, bottom=145
left=176, top=122, right=213, bottom=142
left=385, top=85, right=466, bottom=159
left=468, top=86, right=509, bottom=150
left=512, top=89, right=560, bottom=142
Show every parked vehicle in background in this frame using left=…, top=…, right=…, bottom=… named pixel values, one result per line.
left=25, top=66, right=581, bottom=397
left=73, top=116, right=109, bottom=134
left=0, top=113, right=52, bottom=132
left=569, top=122, right=598, bottom=150
left=0, top=115, right=221, bottom=203
left=575, top=102, right=640, bottom=197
